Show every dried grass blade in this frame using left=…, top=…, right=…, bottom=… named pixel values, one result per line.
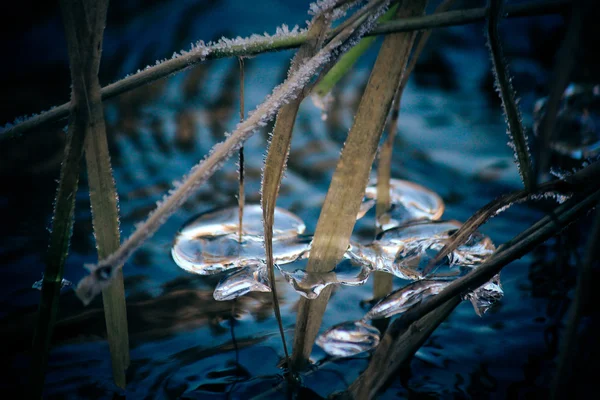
left=487, top=0, right=534, bottom=190
left=373, top=0, right=457, bottom=299
left=238, top=57, right=245, bottom=241
left=29, top=0, right=112, bottom=396
left=261, top=12, right=332, bottom=369
left=291, top=0, right=428, bottom=370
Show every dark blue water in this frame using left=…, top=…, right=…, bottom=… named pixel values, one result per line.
left=0, top=1, right=585, bottom=398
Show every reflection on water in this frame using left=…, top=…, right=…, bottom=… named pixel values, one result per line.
left=0, top=0, right=584, bottom=397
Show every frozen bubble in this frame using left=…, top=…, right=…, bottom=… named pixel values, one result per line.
left=213, top=264, right=271, bottom=301
left=347, top=221, right=495, bottom=280
left=172, top=205, right=309, bottom=275
left=364, top=280, right=450, bottom=320
left=277, top=258, right=371, bottom=299
left=357, top=178, right=445, bottom=228
left=316, top=320, right=380, bottom=357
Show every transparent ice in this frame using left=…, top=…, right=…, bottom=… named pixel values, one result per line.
left=171, top=205, right=309, bottom=275
left=315, top=320, right=381, bottom=357
left=213, top=263, right=271, bottom=301
left=345, top=220, right=496, bottom=280
left=357, top=178, right=445, bottom=229
left=32, top=274, right=72, bottom=291
left=276, top=258, right=371, bottom=299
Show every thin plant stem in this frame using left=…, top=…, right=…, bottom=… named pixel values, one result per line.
left=261, top=8, right=335, bottom=378
left=0, top=0, right=569, bottom=140
left=487, top=0, right=534, bottom=190
left=238, top=57, right=245, bottom=242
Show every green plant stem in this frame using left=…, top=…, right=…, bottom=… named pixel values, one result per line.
left=313, top=4, right=399, bottom=98
left=0, top=0, right=568, bottom=140
left=291, top=0, right=427, bottom=371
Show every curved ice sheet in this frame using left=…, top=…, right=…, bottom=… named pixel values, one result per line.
left=345, top=220, right=495, bottom=280
left=364, top=280, right=450, bottom=320
left=277, top=258, right=371, bottom=299
left=213, top=264, right=271, bottom=301
left=316, top=320, right=380, bottom=357
left=357, top=178, right=445, bottom=228
left=172, top=205, right=310, bottom=275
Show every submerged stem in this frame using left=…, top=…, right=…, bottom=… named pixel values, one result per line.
left=238, top=57, right=245, bottom=243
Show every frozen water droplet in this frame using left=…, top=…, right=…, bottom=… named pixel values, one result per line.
left=172, top=205, right=310, bottom=275
left=316, top=320, right=380, bottom=357
left=213, top=264, right=271, bottom=301
left=465, top=274, right=504, bottom=316
left=32, top=274, right=72, bottom=291
left=358, top=178, right=445, bottom=228
left=277, top=258, right=371, bottom=299
left=364, top=280, right=450, bottom=320
left=347, top=221, right=495, bottom=280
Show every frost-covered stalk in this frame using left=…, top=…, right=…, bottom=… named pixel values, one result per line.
left=486, top=0, right=534, bottom=191
left=29, top=0, right=110, bottom=396
left=0, top=1, right=567, bottom=139
left=75, top=0, right=383, bottom=306
left=237, top=57, right=245, bottom=242
left=261, top=3, right=335, bottom=372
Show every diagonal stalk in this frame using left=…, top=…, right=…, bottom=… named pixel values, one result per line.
left=487, top=0, right=534, bottom=190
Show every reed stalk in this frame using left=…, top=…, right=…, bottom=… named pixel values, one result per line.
left=291, top=0, right=427, bottom=370
left=29, top=0, right=113, bottom=397
left=261, top=9, right=332, bottom=372
left=487, top=0, right=534, bottom=190
left=373, top=0, right=457, bottom=300
left=0, top=0, right=568, bottom=140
